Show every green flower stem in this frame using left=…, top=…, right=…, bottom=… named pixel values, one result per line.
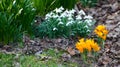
left=81, top=50, right=88, bottom=64
left=81, top=53, right=87, bottom=63
left=97, top=37, right=105, bottom=49
left=101, top=39, right=104, bottom=49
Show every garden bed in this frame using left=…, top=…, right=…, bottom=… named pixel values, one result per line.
left=0, top=0, right=120, bottom=67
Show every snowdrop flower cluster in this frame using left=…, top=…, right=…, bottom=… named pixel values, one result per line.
left=45, top=6, right=94, bottom=27
left=38, top=7, right=96, bottom=38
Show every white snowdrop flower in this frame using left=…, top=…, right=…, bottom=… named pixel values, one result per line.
left=60, top=13, right=66, bottom=18
left=59, top=6, right=64, bottom=11
left=53, top=27, right=58, bottom=31
left=65, top=14, right=69, bottom=17
left=45, top=13, right=51, bottom=19
left=52, top=14, right=59, bottom=18
left=50, top=12, right=54, bottom=15
left=66, top=21, right=73, bottom=26
left=85, top=19, right=92, bottom=26
left=87, top=30, right=90, bottom=32
left=58, top=21, right=64, bottom=25
left=68, top=17, right=73, bottom=20
left=65, top=12, right=73, bottom=17
left=54, top=8, right=62, bottom=13
left=60, top=11, right=69, bottom=18
left=84, top=15, right=93, bottom=19
left=57, top=17, right=61, bottom=21
left=84, top=25, right=89, bottom=28
left=13, top=0, right=16, bottom=5
left=62, top=10, right=73, bottom=17
left=45, top=12, right=55, bottom=19
left=68, top=13, right=73, bottom=17
left=64, top=10, right=69, bottom=14
left=60, top=10, right=69, bottom=17
left=60, top=10, right=72, bottom=18
left=49, top=12, right=54, bottom=17
left=76, top=15, right=82, bottom=20
left=69, top=9, right=75, bottom=14
left=78, top=10, right=86, bottom=15
left=85, top=19, right=92, bottom=23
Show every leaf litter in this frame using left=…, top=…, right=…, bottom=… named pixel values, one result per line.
left=0, top=0, right=120, bottom=67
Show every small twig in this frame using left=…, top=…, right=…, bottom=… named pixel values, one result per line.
left=108, top=22, right=120, bottom=33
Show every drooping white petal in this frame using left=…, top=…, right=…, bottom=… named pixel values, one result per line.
left=84, top=15, right=93, bottom=19
left=76, top=15, right=82, bottom=20
left=78, top=10, right=86, bottom=15
left=53, top=27, right=58, bottom=31
left=59, top=6, right=64, bottom=11
left=58, top=21, right=64, bottom=25
left=66, top=21, right=73, bottom=26
left=85, top=19, right=92, bottom=26
left=69, top=9, right=75, bottom=14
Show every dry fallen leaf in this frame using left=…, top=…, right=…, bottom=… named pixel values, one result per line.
left=102, top=56, right=112, bottom=65
left=67, top=46, right=75, bottom=56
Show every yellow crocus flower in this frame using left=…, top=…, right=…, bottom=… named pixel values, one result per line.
left=94, top=25, right=108, bottom=40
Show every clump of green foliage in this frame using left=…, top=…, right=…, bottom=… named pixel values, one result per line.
left=0, top=12, right=22, bottom=45
left=33, top=7, right=95, bottom=38
left=0, top=0, right=35, bottom=45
